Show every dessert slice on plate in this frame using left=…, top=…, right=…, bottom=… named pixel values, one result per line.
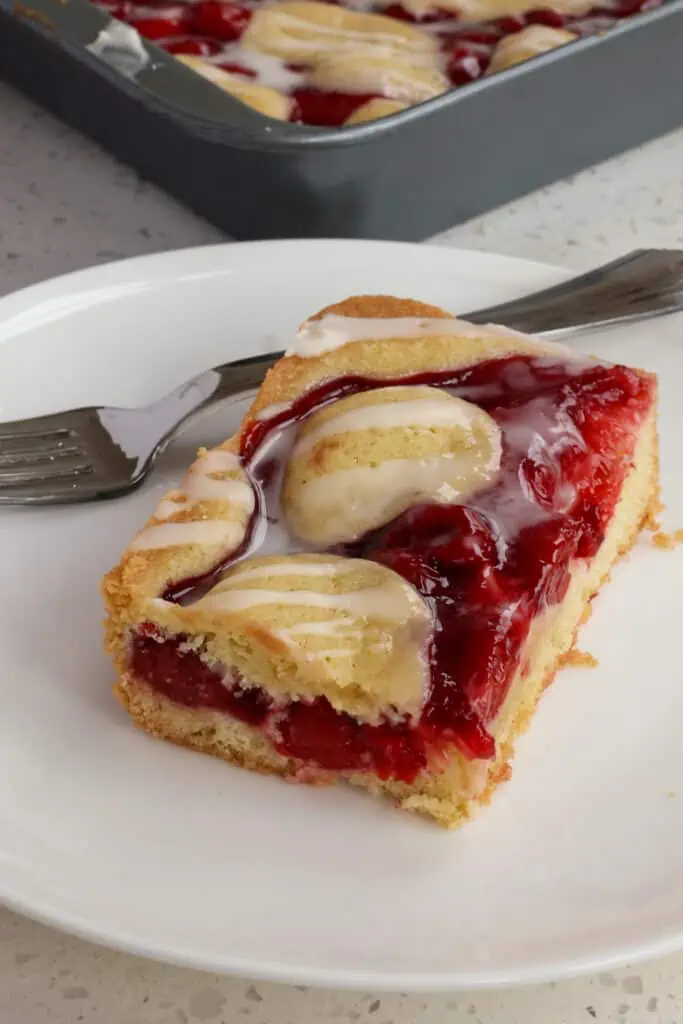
left=103, top=295, right=658, bottom=827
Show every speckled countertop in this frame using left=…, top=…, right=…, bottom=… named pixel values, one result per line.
left=2, top=75, right=683, bottom=1024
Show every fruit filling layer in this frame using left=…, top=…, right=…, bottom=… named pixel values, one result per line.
left=92, top=0, right=661, bottom=126
left=128, top=353, right=655, bottom=782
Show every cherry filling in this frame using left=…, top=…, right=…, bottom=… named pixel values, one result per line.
left=130, top=629, right=446, bottom=777
left=159, top=37, right=223, bottom=56
left=185, top=0, right=253, bottom=40
left=130, top=355, right=654, bottom=783
left=92, top=0, right=663, bottom=127
left=291, top=91, right=379, bottom=127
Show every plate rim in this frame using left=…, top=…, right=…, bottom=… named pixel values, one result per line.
left=0, top=238, right=570, bottom=322
left=3, top=880, right=683, bottom=993
left=3, top=238, right=675, bottom=993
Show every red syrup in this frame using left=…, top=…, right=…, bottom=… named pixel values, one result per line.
left=290, top=91, right=379, bottom=127
left=185, top=0, right=252, bottom=40
left=159, top=37, right=223, bottom=56
left=132, top=354, right=654, bottom=782
left=129, top=7, right=189, bottom=37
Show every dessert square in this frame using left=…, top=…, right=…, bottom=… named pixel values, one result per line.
left=103, top=295, right=658, bottom=827
left=92, top=0, right=660, bottom=128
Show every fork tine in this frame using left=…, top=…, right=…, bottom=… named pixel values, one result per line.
left=0, top=418, right=74, bottom=442
left=0, top=462, right=94, bottom=488
left=0, top=442, right=85, bottom=464
left=0, top=467, right=105, bottom=504
left=0, top=395, right=164, bottom=504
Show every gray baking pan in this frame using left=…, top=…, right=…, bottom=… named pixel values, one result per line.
left=1, top=0, right=682, bottom=240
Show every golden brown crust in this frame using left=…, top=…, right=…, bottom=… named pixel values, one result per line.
left=177, top=56, right=293, bottom=120
left=312, top=295, right=452, bottom=321
left=344, top=98, right=408, bottom=125
left=486, top=25, right=576, bottom=75
left=560, top=648, right=599, bottom=669
left=243, top=294, right=566, bottom=423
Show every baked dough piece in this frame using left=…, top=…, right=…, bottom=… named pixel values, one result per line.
left=486, top=25, right=577, bottom=75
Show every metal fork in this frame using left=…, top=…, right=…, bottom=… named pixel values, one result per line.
left=2, top=247, right=683, bottom=506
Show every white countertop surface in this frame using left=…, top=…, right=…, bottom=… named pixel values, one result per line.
left=2, top=75, right=683, bottom=1024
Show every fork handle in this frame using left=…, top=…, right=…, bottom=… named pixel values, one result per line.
left=463, top=248, right=683, bottom=333
left=156, top=247, right=683, bottom=430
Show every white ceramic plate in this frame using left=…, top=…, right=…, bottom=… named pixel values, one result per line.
left=1, top=239, right=682, bottom=992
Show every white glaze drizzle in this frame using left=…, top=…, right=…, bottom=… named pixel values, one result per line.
left=271, top=626, right=356, bottom=659
left=206, top=45, right=305, bottom=90
left=227, top=560, right=348, bottom=582
left=156, top=450, right=255, bottom=521
left=196, top=556, right=432, bottom=712
left=131, top=449, right=254, bottom=552
left=287, top=314, right=570, bottom=358
left=245, top=8, right=437, bottom=62
left=170, top=29, right=438, bottom=101
left=283, top=619, right=363, bottom=637
left=284, top=385, right=504, bottom=545
left=199, top=576, right=427, bottom=623
left=131, top=520, right=246, bottom=551
left=256, top=608, right=365, bottom=649
left=292, top=389, right=489, bottom=458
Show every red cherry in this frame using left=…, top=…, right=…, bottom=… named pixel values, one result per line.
left=445, top=45, right=486, bottom=85
left=218, top=62, right=258, bottom=77
left=379, top=505, right=498, bottom=569
left=519, top=456, right=559, bottom=512
left=130, top=8, right=188, bottom=38
left=291, top=90, right=377, bottom=127
left=380, top=502, right=459, bottom=548
left=187, top=1, right=252, bottom=41
left=137, top=621, right=163, bottom=639
left=525, top=7, right=569, bottom=26
left=492, top=13, right=527, bottom=31
left=432, top=5, right=463, bottom=17
left=382, top=2, right=420, bottom=19
left=423, top=689, right=496, bottom=760
left=465, top=565, right=515, bottom=609
left=160, top=36, right=222, bottom=55
left=375, top=549, right=446, bottom=594
left=449, top=715, right=496, bottom=761
left=382, top=2, right=448, bottom=19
